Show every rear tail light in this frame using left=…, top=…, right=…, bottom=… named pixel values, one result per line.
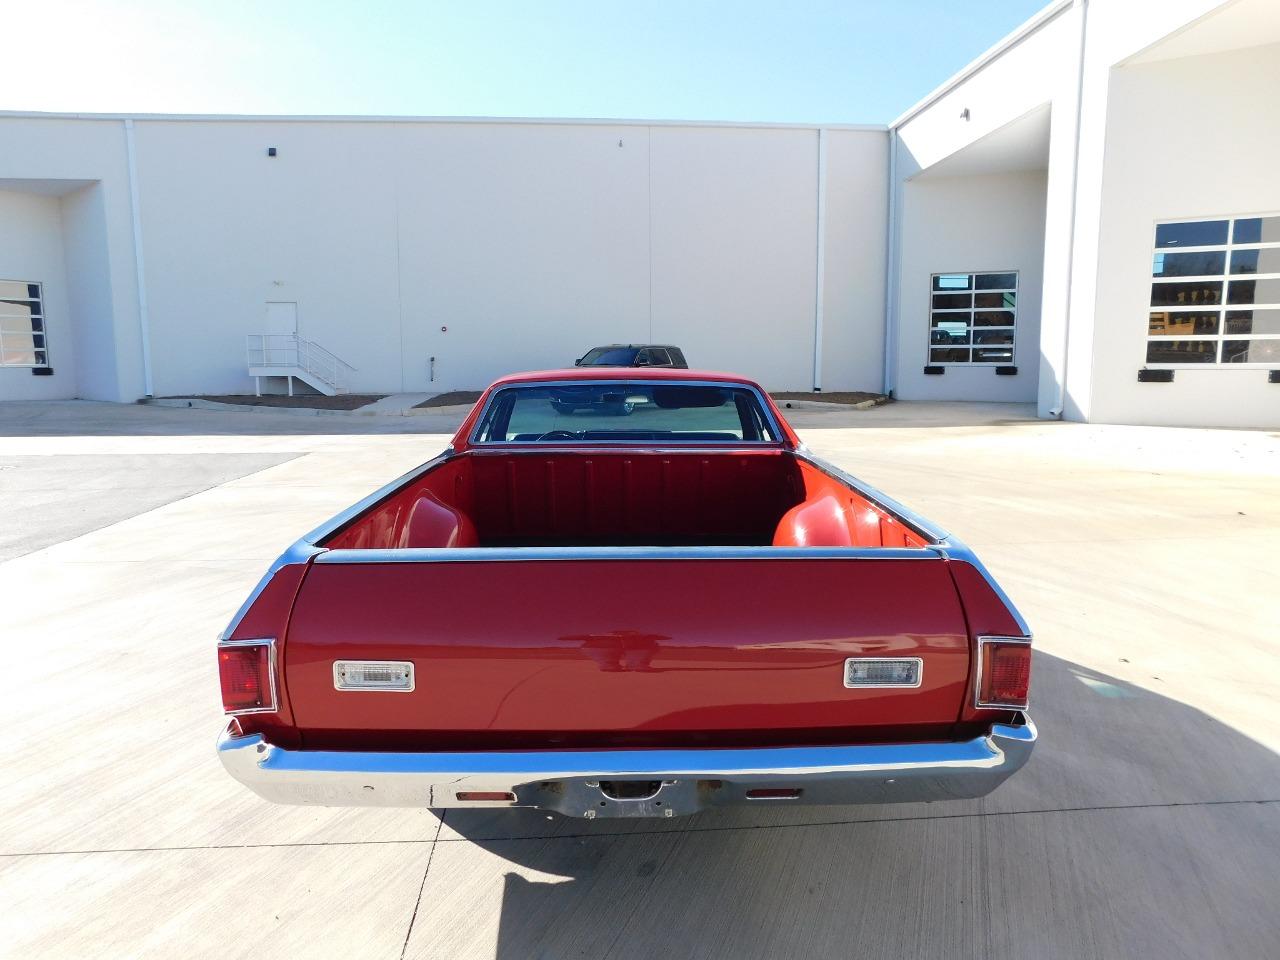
left=976, top=637, right=1031, bottom=709
left=218, top=639, right=276, bottom=714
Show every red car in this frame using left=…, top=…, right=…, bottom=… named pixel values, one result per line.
left=217, top=369, right=1035, bottom=818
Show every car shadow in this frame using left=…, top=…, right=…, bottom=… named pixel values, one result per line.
left=427, top=651, right=1280, bottom=959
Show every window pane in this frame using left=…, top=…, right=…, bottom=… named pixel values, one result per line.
left=975, top=291, right=1016, bottom=309
left=0, top=315, right=34, bottom=333
left=0, top=281, right=38, bottom=299
left=973, top=329, right=1014, bottom=345
left=1152, top=250, right=1225, bottom=277
left=479, top=384, right=775, bottom=443
left=1148, top=311, right=1218, bottom=336
left=0, top=300, right=38, bottom=319
left=1227, top=278, right=1280, bottom=304
left=930, top=347, right=970, bottom=363
left=931, top=293, right=971, bottom=309
left=0, top=348, right=37, bottom=365
left=1232, top=217, right=1280, bottom=245
left=1230, top=248, right=1280, bottom=275
left=33, top=350, right=47, bottom=365
left=973, top=347, right=1014, bottom=362
left=4, top=333, right=35, bottom=351
left=973, top=310, right=1015, bottom=326
left=933, top=274, right=971, bottom=291
left=1222, top=339, right=1280, bottom=364
left=930, top=321, right=969, bottom=345
left=1225, top=309, right=1280, bottom=335
left=974, top=273, right=1017, bottom=290
left=1150, top=281, right=1222, bottom=307
left=1145, top=340, right=1217, bottom=363
left=1154, top=221, right=1227, bottom=248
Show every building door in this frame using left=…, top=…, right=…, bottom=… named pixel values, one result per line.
left=265, top=301, right=297, bottom=337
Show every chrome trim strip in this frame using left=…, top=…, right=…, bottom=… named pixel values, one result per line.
left=314, top=545, right=937, bottom=564
left=466, top=378, right=787, bottom=448
left=333, top=660, right=416, bottom=693
left=974, top=635, right=1033, bottom=710
left=218, top=540, right=323, bottom=641
left=217, top=638, right=278, bottom=715
left=793, top=451, right=948, bottom=543
left=216, top=713, right=1036, bottom=812
left=843, top=656, right=924, bottom=689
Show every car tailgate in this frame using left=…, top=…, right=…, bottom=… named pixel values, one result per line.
left=284, top=555, right=971, bottom=747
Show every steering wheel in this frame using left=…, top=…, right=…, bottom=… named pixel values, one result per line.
left=537, top=430, right=578, bottom=441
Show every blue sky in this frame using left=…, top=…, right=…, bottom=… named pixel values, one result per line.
left=3, top=1, right=1048, bottom=123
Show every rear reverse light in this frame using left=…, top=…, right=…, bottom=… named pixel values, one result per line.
left=976, top=637, right=1031, bottom=709
left=844, top=657, right=922, bottom=688
left=218, top=639, right=276, bottom=714
left=333, top=660, right=415, bottom=692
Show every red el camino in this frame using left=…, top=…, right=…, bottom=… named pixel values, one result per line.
left=217, top=369, right=1035, bottom=818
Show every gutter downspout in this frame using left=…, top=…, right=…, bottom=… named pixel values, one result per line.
left=1053, top=0, right=1089, bottom=418
left=812, top=127, right=827, bottom=392
left=882, top=127, right=899, bottom=397
left=124, top=118, right=154, bottom=397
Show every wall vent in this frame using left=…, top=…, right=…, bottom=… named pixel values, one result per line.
left=923, top=366, right=945, bottom=376
left=1137, top=369, right=1174, bottom=383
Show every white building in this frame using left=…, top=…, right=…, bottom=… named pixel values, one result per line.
left=1, top=0, right=1277, bottom=428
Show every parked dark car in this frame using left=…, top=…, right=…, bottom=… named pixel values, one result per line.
left=575, top=345, right=688, bottom=368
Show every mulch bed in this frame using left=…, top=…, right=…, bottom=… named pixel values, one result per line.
left=770, top=391, right=888, bottom=405
left=415, top=391, right=484, bottom=409
left=160, top=394, right=386, bottom=411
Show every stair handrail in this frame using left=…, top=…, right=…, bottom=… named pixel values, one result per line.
left=246, top=333, right=357, bottom=392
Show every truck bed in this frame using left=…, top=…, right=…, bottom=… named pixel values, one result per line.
left=322, top=449, right=931, bottom=550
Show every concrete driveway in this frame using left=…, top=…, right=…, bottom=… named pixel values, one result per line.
left=1, top=399, right=1277, bottom=959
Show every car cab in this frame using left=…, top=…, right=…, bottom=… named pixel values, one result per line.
left=575, top=344, right=688, bottom=368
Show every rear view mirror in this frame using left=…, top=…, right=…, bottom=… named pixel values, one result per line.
left=574, top=358, right=582, bottom=366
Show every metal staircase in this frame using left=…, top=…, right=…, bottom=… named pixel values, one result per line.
left=246, top=334, right=356, bottom=396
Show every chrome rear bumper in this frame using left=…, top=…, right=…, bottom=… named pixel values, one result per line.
left=217, top=714, right=1035, bottom=818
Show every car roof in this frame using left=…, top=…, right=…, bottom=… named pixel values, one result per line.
left=586, top=344, right=680, bottom=350
left=489, top=367, right=754, bottom=387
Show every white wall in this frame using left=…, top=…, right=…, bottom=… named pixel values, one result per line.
left=0, top=114, right=889, bottom=401
left=122, top=118, right=889, bottom=396
left=649, top=125, right=818, bottom=388
left=0, top=117, right=147, bottom=402
left=894, top=171, right=1047, bottom=402
left=820, top=129, right=890, bottom=392
left=1083, top=42, right=1280, bottom=428
left=0, top=190, right=75, bottom=399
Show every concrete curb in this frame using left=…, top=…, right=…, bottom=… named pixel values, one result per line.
left=141, top=397, right=463, bottom=418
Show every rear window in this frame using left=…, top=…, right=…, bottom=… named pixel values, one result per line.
left=580, top=347, right=637, bottom=365
left=473, top=383, right=779, bottom=443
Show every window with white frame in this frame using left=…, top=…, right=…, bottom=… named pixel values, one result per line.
left=0, top=281, right=49, bottom=368
left=1147, top=216, right=1280, bottom=366
left=928, top=272, right=1017, bottom=365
